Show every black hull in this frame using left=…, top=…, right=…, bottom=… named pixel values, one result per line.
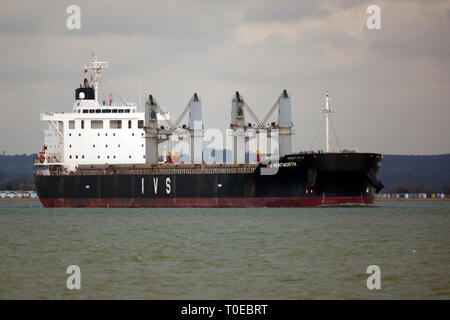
left=35, top=153, right=383, bottom=208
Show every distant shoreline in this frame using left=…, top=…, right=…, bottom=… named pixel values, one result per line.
left=376, top=198, right=448, bottom=202
left=0, top=198, right=39, bottom=201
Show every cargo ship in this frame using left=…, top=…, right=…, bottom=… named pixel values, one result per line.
left=34, top=55, right=383, bottom=207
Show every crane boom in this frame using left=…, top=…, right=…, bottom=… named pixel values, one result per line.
left=172, top=102, right=190, bottom=129
left=243, top=102, right=263, bottom=128
left=259, top=92, right=283, bottom=128
left=148, top=96, right=177, bottom=131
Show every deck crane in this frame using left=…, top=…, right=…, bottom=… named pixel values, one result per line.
left=144, top=93, right=204, bottom=164
left=231, top=89, right=293, bottom=159
left=257, top=89, right=293, bottom=156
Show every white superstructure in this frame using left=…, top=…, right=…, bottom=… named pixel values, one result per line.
left=37, top=55, right=146, bottom=171
left=36, top=55, right=300, bottom=171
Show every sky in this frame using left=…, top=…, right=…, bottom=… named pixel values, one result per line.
left=0, top=0, right=449, bottom=155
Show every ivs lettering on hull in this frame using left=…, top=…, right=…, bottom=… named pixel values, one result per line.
left=141, top=177, right=171, bottom=195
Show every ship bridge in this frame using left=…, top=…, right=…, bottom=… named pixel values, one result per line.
left=36, top=54, right=147, bottom=171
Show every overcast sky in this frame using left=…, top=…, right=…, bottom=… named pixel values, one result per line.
left=0, top=0, right=449, bottom=155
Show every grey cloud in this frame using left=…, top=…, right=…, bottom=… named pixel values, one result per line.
left=0, top=0, right=241, bottom=37
left=366, top=1, right=450, bottom=58
left=241, top=0, right=324, bottom=22
left=0, top=0, right=449, bottom=155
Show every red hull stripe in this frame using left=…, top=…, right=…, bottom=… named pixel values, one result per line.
left=39, top=196, right=374, bottom=208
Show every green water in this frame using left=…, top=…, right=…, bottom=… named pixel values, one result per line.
left=0, top=201, right=448, bottom=299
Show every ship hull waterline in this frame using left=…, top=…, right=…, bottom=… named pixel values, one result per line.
left=39, top=196, right=374, bottom=208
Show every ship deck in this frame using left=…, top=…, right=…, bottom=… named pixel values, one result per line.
left=35, top=163, right=259, bottom=176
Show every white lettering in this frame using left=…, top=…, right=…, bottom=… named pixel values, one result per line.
left=153, top=177, right=158, bottom=194
left=166, top=177, right=171, bottom=194
left=66, top=5, right=81, bottom=30
left=203, top=128, right=224, bottom=164
left=366, top=5, right=381, bottom=30
left=366, top=265, right=381, bottom=289
left=260, top=130, right=279, bottom=176
left=66, top=265, right=81, bottom=290
left=181, top=304, right=215, bottom=317
left=225, top=304, right=267, bottom=315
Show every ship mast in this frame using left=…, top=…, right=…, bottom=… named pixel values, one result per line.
left=87, top=53, right=108, bottom=102
left=322, top=92, right=335, bottom=153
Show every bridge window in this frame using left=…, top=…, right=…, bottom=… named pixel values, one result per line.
left=82, top=109, right=88, bottom=113
left=91, top=120, right=103, bottom=129
left=95, top=109, right=101, bottom=113
left=102, top=109, right=111, bottom=113
left=110, top=120, right=122, bottom=129
left=89, top=109, right=95, bottom=113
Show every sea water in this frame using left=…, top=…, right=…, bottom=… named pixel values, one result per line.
left=0, top=201, right=448, bottom=299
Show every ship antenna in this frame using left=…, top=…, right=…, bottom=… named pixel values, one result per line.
left=88, top=53, right=108, bottom=102
left=322, top=92, right=335, bottom=152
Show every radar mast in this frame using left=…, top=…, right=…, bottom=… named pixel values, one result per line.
left=87, top=53, right=108, bottom=102
left=322, top=92, right=335, bottom=152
